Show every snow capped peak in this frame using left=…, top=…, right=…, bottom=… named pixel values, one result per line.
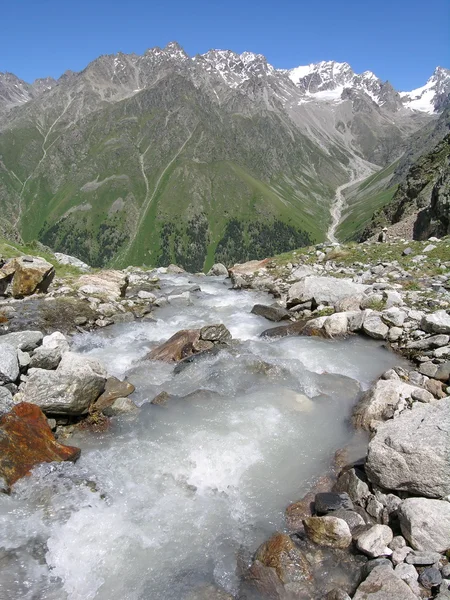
left=401, top=66, right=450, bottom=114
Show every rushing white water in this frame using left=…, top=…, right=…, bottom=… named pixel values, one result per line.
left=0, top=274, right=405, bottom=600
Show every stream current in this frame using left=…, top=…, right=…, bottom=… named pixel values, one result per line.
left=0, top=273, right=405, bottom=600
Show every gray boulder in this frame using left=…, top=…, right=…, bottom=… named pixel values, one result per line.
left=355, top=525, right=393, bottom=558
left=18, top=352, right=106, bottom=415
left=353, top=379, right=418, bottom=430
left=366, top=398, right=450, bottom=498
left=251, top=304, right=291, bottom=322
left=287, top=276, right=368, bottom=308
left=0, top=386, right=14, bottom=415
left=421, top=310, right=450, bottom=334
left=0, top=344, right=19, bottom=383
left=207, top=263, right=228, bottom=276
left=398, top=498, right=450, bottom=552
left=353, top=564, right=419, bottom=599
left=29, top=346, right=62, bottom=370
left=362, top=313, right=389, bottom=340
left=0, top=330, right=43, bottom=351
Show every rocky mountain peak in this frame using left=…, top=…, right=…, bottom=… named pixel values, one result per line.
left=401, top=66, right=450, bottom=114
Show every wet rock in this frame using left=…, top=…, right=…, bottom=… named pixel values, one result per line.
left=352, top=564, right=418, bottom=599
left=419, top=566, right=442, bottom=590
left=102, top=397, right=138, bottom=416
left=148, top=325, right=231, bottom=362
left=0, top=330, right=43, bottom=351
left=362, top=313, right=389, bottom=340
left=251, top=304, right=291, bottom=322
left=0, top=343, right=19, bottom=383
left=92, top=376, right=135, bottom=413
left=287, top=276, right=368, bottom=309
left=0, top=402, right=80, bottom=490
left=355, top=525, right=393, bottom=558
left=0, top=386, right=14, bottom=415
left=366, top=398, right=450, bottom=498
left=303, top=516, right=352, bottom=549
left=150, top=391, right=172, bottom=406
left=352, top=379, right=418, bottom=430
left=285, top=475, right=333, bottom=531
left=248, top=532, right=313, bottom=598
left=4, top=256, right=55, bottom=298
left=260, top=320, right=307, bottom=338
left=398, top=498, right=450, bottom=552
left=17, top=353, right=106, bottom=415
left=199, top=324, right=232, bottom=343
left=207, top=263, right=228, bottom=276
left=333, top=468, right=370, bottom=505
left=314, top=492, right=354, bottom=514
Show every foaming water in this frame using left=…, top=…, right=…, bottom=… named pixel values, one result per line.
left=0, top=274, right=407, bottom=599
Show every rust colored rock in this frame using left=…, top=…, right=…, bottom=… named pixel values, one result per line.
left=92, top=376, right=135, bottom=413
left=0, top=402, right=80, bottom=490
left=147, top=329, right=201, bottom=362
left=425, top=378, right=447, bottom=399
left=8, top=256, right=55, bottom=298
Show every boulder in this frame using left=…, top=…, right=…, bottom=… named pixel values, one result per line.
left=324, top=313, right=349, bottom=337
left=148, top=325, right=231, bottom=362
left=332, top=509, right=366, bottom=531
left=18, top=353, right=106, bottom=415
left=406, top=334, right=450, bottom=350
left=0, top=344, right=19, bottom=383
left=362, top=313, right=389, bottom=340
left=365, top=398, right=450, bottom=498
left=354, top=525, right=393, bottom=558
left=398, top=498, right=450, bottom=552
left=54, top=252, right=91, bottom=271
left=352, top=379, right=419, bottom=430
left=352, top=564, right=419, bottom=600
left=0, top=330, right=43, bottom=351
left=251, top=304, right=291, bottom=322
left=248, top=532, right=313, bottom=598
left=314, top=492, right=354, bottom=514
left=287, top=277, right=368, bottom=308
left=92, top=376, right=135, bottom=413
left=381, top=307, right=406, bottom=327
left=0, top=386, right=14, bottom=415
left=333, top=468, right=370, bottom=505
left=419, top=567, right=442, bottom=590
left=0, top=402, right=80, bottom=490
left=29, top=346, right=62, bottom=370
left=207, top=263, right=228, bottom=276
left=4, top=256, right=55, bottom=298
left=303, top=516, right=352, bottom=549
left=421, top=310, right=450, bottom=334
left=76, top=270, right=128, bottom=299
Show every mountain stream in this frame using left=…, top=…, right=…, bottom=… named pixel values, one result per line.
left=0, top=273, right=406, bottom=599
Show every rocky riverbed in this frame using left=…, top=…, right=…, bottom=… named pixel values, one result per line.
left=1, top=238, right=450, bottom=599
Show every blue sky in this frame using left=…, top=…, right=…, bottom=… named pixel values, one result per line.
left=2, top=0, right=449, bottom=90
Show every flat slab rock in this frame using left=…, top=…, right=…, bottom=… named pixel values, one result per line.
left=366, top=398, right=450, bottom=498
left=0, top=402, right=80, bottom=490
left=287, top=276, right=369, bottom=308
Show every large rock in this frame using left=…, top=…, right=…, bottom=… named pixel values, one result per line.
left=248, top=533, right=313, bottom=598
left=0, top=386, right=14, bottom=415
left=4, top=256, right=55, bottom=298
left=303, top=516, right=352, bottom=549
left=365, top=398, right=450, bottom=498
left=362, top=313, right=389, bottom=340
left=353, top=379, right=419, bottom=430
left=251, top=304, right=291, bottom=322
left=398, top=498, right=450, bottom=552
left=18, top=353, right=106, bottom=415
left=352, top=564, right=419, bottom=600
left=421, top=310, right=450, bottom=334
left=207, top=263, right=228, bottom=276
left=0, top=344, right=19, bottom=383
left=0, top=402, right=80, bottom=490
left=76, top=270, right=128, bottom=299
left=355, top=525, right=393, bottom=558
left=0, top=330, right=43, bottom=351
left=92, top=376, right=135, bottom=413
left=287, top=277, right=368, bottom=309
left=324, top=313, right=349, bottom=337
left=148, top=325, right=231, bottom=362
left=54, top=252, right=91, bottom=271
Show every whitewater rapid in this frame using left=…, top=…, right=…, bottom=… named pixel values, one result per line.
left=0, top=273, right=404, bottom=599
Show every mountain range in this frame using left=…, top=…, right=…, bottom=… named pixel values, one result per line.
left=0, top=42, right=449, bottom=269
